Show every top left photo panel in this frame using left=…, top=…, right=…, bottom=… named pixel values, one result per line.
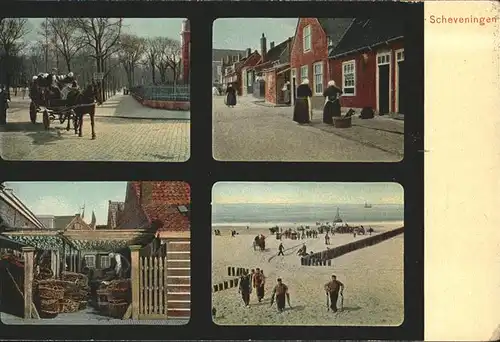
left=0, top=18, right=190, bottom=162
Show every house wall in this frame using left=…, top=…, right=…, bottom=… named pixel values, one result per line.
left=118, top=183, right=149, bottom=229
left=212, top=61, right=222, bottom=84
left=265, top=70, right=277, bottom=104
left=290, top=18, right=329, bottom=110
left=329, top=39, right=404, bottom=113
left=241, top=67, right=248, bottom=95
left=0, top=199, right=38, bottom=229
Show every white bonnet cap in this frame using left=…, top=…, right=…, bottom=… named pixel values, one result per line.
left=301, top=78, right=309, bottom=85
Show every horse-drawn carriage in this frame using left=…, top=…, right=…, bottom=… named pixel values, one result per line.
left=29, top=72, right=101, bottom=138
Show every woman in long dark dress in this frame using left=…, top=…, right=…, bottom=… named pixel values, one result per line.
left=225, top=83, right=237, bottom=107
left=322, top=80, right=343, bottom=124
left=293, top=79, right=312, bottom=124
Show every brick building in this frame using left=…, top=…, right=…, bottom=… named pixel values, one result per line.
left=328, top=18, right=405, bottom=115
left=222, top=50, right=261, bottom=96
left=0, top=185, right=45, bottom=231
left=213, top=49, right=247, bottom=86
left=290, top=18, right=353, bottom=110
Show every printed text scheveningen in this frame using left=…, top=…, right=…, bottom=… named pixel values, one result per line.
left=429, top=15, right=498, bottom=26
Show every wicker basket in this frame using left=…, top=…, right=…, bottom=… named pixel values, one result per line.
left=38, top=286, right=64, bottom=300
left=333, top=116, right=352, bottom=128
left=110, top=288, right=130, bottom=301
left=58, top=299, right=80, bottom=313
left=39, top=298, right=59, bottom=312
left=108, top=300, right=129, bottom=318
left=79, top=300, right=88, bottom=310
left=39, top=310, right=59, bottom=319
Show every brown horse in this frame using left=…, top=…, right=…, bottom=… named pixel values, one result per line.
left=67, top=82, right=102, bottom=139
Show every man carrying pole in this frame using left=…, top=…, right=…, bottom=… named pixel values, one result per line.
left=270, top=278, right=291, bottom=312
left=324, top=274, right=344, bottom=313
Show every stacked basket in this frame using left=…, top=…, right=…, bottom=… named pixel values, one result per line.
left=61, top=272, right=90, bottom=311
left=106, top=279, right=131, bottom=318
left=37, top=282, right=64, bottom=318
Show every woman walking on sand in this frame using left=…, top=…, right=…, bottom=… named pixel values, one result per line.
left=225, top=83, right=237, bottom=108
left=293, top=79, right=313, bottom=124
left=322, top=80, right=343, bottom=124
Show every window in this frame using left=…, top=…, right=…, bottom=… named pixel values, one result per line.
left=217, top=65, right=222, bottom=76
left=303, top=25, right=311, bottom=52
left=342, top=60, right=356, bottom=95
left=100, top=255, right=110, bottom=269
left=396, top=50, right=404, bottom=62
left=247, top=71, right=253, bottom=86
left=84, top=255, right=96, bottom=268
left=300, top=65, right=308, bottom=83
left=313, top=62, right=323, bottom=95
left=377, top=53, right=391, bottom=65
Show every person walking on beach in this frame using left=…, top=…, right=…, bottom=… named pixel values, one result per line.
left=277, top=242, right=285, bottom=256
left=325, top=233, right=330, bottom=245
left=324, top=274, right=344, bottom=312
left=238, top=271, right=252, bottom=307
left=270, top=278, right=291, bottom=312
left=254, top=269, right=266, bottom=302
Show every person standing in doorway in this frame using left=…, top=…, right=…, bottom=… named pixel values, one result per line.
left=293, top=79, right=313, bottom=124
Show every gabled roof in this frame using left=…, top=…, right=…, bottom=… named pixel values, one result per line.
left=65, top=214, right=93, bottom=231
left=263, top=37, right=293, bottom=64
left=0, top=186, right=46, bottom=230
left=329, top=18, right=405, bottom=58
left=318, top=18, right=355, bottom=47
left=213, top=48, right=247, bottom=62
left=127, top=182, right=191, bottom=232
left=54, top=215, right=76, bottom=230
left=130, top=181, right=190, bottom=206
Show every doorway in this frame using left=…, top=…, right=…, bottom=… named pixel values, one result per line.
left=291, top=69, right=297, bottom=105
left=396, top=49, right=405, bottom=114
left=377, top=52, right=391, bottom=115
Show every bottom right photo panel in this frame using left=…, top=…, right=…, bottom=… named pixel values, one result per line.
left=211, top=182, right=404, bottom=326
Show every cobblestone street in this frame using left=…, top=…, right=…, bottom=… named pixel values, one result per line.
left=212, top=96, right=403, bottom=162
left=0, top=95, right=190, bottom=162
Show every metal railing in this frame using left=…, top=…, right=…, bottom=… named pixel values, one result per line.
left=130, top=85, right=190, bottom=102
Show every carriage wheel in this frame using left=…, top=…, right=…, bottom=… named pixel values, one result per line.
left=30, top=102, right=37, bottom=124
left=43, top=110, right=50, bottom=130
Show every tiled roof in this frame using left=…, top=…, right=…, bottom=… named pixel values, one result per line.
left=318, top=18, right=354, bottom=48
left=142, top=204, right=190, bottom=232
left=54, top=215, right=76, bottom=230
left=329, top=18, right=405, bottom=58
left=131, top=181, right=190, bottom=205
left=213, top=48, right=247, bottom=61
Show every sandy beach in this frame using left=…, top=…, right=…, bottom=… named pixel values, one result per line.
left=212, top=221, right=404, bottom=326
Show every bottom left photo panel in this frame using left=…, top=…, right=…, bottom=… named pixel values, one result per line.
left=0, top=181, right=191, bottom=325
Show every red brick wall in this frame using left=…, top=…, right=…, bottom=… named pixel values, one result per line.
left=290, top=18, right=329, bottom=85
left=265, top=70, right=276, bottom=104
left=328, top=39, right=404, bottom=112
left=142, top=99, right=190, bottom=111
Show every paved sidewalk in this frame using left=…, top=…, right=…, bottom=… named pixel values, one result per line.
left=96, top=93, right=190, bottom=120
left=248, top=97, right=404, bottom=157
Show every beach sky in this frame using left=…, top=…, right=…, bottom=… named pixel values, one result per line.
left=3, top=182, right=127, bottom=225
left=212, top=182, right=404, bottom=205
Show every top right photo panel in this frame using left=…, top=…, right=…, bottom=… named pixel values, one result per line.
left=213, top=18, right=406, bottom=162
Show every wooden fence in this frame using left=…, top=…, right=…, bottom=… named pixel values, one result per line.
left=130, top=239, right=190, bottom=320
left=306, top=227, right=404, bottom=262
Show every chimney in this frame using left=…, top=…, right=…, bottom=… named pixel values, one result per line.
left=260, top=33, right=267, bottom=62
left=140, top=182, right=153, bottom=206
left=270, top=41, right=275, bottom=49
left=246, top=48, right=251, bottom=58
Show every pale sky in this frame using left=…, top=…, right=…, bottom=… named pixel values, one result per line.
left=4, top=182, right=128, bottom=225
left=24, top=18, right=186, bottom=42
left=212, top=182, right=404, bottom=205
left=213, top=18, right=297, bottom=50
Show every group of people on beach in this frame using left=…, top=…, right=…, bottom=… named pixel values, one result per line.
left=253, top=234, right=266, bottom=251
left=237, top=269, right=346, bottom=313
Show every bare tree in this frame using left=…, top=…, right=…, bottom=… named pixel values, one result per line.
left=151, top=37, right=181, bottom=84
left=73, top=18, right=122, bottom=100
left=164, top=38, right=181, bottom=83
left=118, top=33, right=144, bottom=88
left=0, top=19, right=30, bottom=89
left=41, top=18, right=85, bottom=73
left=145, top=38, right=159, bottom=84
